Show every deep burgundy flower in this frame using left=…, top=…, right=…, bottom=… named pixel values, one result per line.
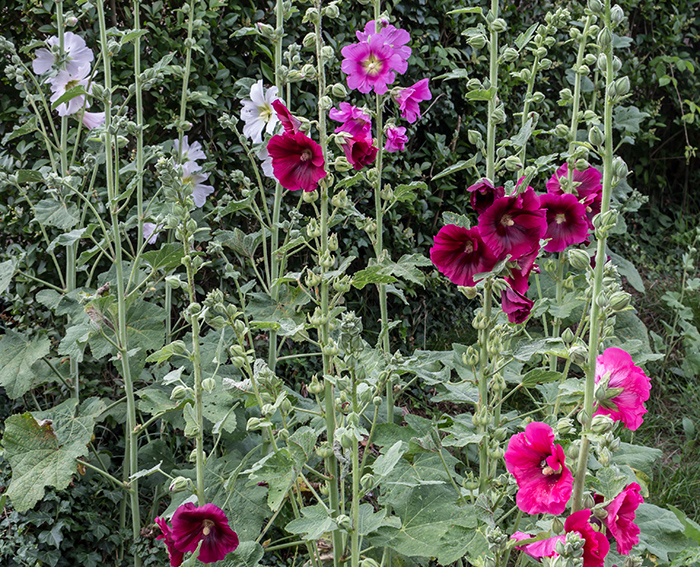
left=540, top=193, right=590, bottom=252
left=342, top=135, right=378, bottom=170
left=430, top=225, right=499, bottom=287
left=171, top=503, right=239, bottom=564
left=155, top=516, right=185, bottom=567
left=479, top=187, right=546, bottom=260
left=329, top=102, right=371, bottom=138
left=583, top=192, right=602, bottom=230
left=593, top=348, right=651, bottom=431
left=467, top=178, right=505, bottom=215
left=271, top=99, right=301, bottom=134
left=505, top=247, right=539, bottom=295
left=501, top=287, right=534, bottom=324
left=504, top=421, right=573, bottom=515
left=267, top=131, right=327, bottom=192
left=385, top=125, right=408, bottom=152
left=394, top=78, right=432, bottom=123
left=547, top=163, right=603, bottom=202
left=513, top=510, right=610, bottom=567
left=605, top=483, right=643, bottom=555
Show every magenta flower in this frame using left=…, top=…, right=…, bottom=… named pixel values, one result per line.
left=394, top=78, right=432, bottom=123
left=33, top=31, right=94, bottom=76
left=329, top=103, right=371, bottom=138
left=501, top=287, right=534, bottom=324
left=540, top=193, right=590, bottom=252
left=430, top=225, right=498, bottom=288
left=267, top=131, right=327, bottom=192
left=155, top=516, right=185, bottom=567
left=342, top=135, right=378, bottom=170
left=467, top=178, right=505, bottom=215
left=547, top=163, right=603, bottom=202
left=504, top=421, right=573, bottom=515
left=583, top=192, right=602, bottom=230
left=505, top=248, right=539, bottom=295
left=385, top=126, right=408, bottom=152
left=605, top=483, right=643, bottom=555
left=272, top=100, right=301, bottom=134
left=168, top=503, right=239, bottom=564
left=341, top=20, right=411, bottom=95
left=593, top=348, right=651, bottom=431
left=513, top=510, right=610, bottom=567
left=479, top=187, right=546, bottom=260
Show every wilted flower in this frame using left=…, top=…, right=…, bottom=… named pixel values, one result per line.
left=501, top=287, right=534, bottom=324
left=467, top=178, right=505, bottom=215
left=33, top=31, right=94, bottom=75
left=540, top=192, right=590, bottom=252
left=240, top=79, right=280, bottom=144
left=341, top=135, right=378, bottom=170
left=430, top=225, right=498, bottom=288
left=329, top=102, right=371, bottom=138
left=155, top=517, right=185, bottom=567
left=393, top=78, right=432, bottom=123
left=593, top=348, right=651, bottom=431
left=272, top=100, right=301, bottom=135
left=385, top=125, right=408, bottom=152
left=257, top=145, right=275, bottom=178
left=504, top=421, right=573, bottom=515
left=505, top=247, right=539, bottom=294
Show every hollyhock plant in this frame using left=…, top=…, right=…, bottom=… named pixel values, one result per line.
left=430, top=225, right=498, bottom=288
left=467, top=178, right=505, bottom=215
left=329, top=103, right=371, bottom=138
left=356, top=20, right=411, bottom=68
left=604, top=483, right=643, bottom=554
left=49, top=64, right=93, bottom=116
left=385, top=125, right=408, bottom=152
left=143, top=222, right=163, bottom=245
left=504, top=421, right=573, bottom=515
left=155, top=517, right=185, bottom=567
left=547, top=163, right=603, bottom=202
left=593, top=348, right=651, bottom=431
left=33, top=31, right=94, bottom=75
left=501, top=287, right=534, bottom=324
left=479, top=187, right=546, bottom=259
left=540, top=192, right=590, bottom=252
left=393, top=78, right=432, bottom=123
left=513, top=510, right=610, bottom=567
left=240, top=79, right=280, bottom=144
left=257, top=146, right=274, bottom=178
left=182, top=161, right=215, bottom=208
left=166, top=503, right=239, bottom=564
left=267, top=131, right=326, bottom=192
left=341, top=135, right=378, bottom=170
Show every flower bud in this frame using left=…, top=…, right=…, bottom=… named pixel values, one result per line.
left=170, top=385, right=190, bottom=400
left=554, top=123, right=571, bottom=138
left=520, top=68, right=532, bottom=82
left=577, top=64, right=590, bottom=76
left=504, top=155, right=522, bottom=171
left=467, top=78, right=482, bottom=90
left=361, top=559, right=380, bottom=567
left=308, top=374, right=324, bottom=395
left=557, top=417, right=575, bottom=436
left=584, top=53, right=598, bottom=66
left=610, top=5, right=625, bottom=26
left=302, top=189, right=319, bottom=202
left=321, top=46, right=335, bottom=62
left=531, top=91, right=545, bottom=103
left=575, top=159, right=590, bottom=172
left=66, top=15, right=78, bottom=26
left=552, top=517, right=565, bottom=534
left=609, top=291, right=631, bottom=311
left=561, top=328, right=575, bottom=344
left=468, top=35, right=487, bottom=50
left=559, top=88, right=573, bottom=103
left=593, top=506, right=609, bottom=520
left=502, top=47, right=519, bottom=62
left=468, top=129, right=484, bottom=146
left=331, top=189, right=348, bottom=208
left=613, top=56, right=622, bottom=72
left=301, top=64, right=317, bottom=78
left=613, top=156, right=629, bottom=179
left=591, top=414, right=615, bottom=434
left=536, top=46, right=548, bottom=59
left=202, top=377, right=216, bottom=393
left=169, top=476, right=189, bottom=493
left=588, top=127, right=604, bottom=147
left=323, top=3, right=340, bottom=18
left=303, top=32, right=316, bottom=48
left=598, top=28, right=613, bottom=52
left=615, top=76, right=630, bottom=96
left=587, top=0, right=603, bottom=13
left=331, top=83, right=347, bottom=98
left=539, top=58, right=552, bottom=70
left=490, top=18, right=507, bottom=33
left=569, top=345, right=589, bottom=366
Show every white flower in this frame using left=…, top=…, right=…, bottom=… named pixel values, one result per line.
left=49, top=64, right=92, bottom=116
left=143, top=222, right=163, bottom=244
left=33, top=31, right=94, bottom=76
left=81, top=110, right=105, bottom=130
left=240, top=79, right=279, bottom=144
left=173, top=135, right=206, bottom=164
left=182, top=161, right=215, bottom=208
left=257, top=146, right=275, bottom=178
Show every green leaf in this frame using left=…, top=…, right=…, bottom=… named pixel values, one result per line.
left=432, top=160, right=472, bottom=181
left=466, top=88, right=495, bottom=101
left=245, top=450, right=298, bottom=511
left=442, top=212, right=471, bottom=229
left=2, top=397, right=105, bottom=511
left=3, top=116, right=37, bottom=143
left=50, top=84, right=87, bottom=110
left=142, top=243, right=185, bottom=272
left=122, top=29, right=148, bottom=43
left=669, top=505, right=700, bottom=545
left=520, top=368, right=562, bottom=388
left=17, top=169, right=44, bottom=184
left=608, top=250, right=645, bottom=293
left=0, top=259, right=16, bottom=294
left=611, top=443, right=662, bottom=479
left=0, top=330, right=51, bottom=399
left=373, top=441, right=406, bottom=480
left=352, top=266, right=398, bottom=289
left=635, top=503, right=688, bottom=561
left=358, top=503, right=390, bottom=536
left=515, top=23, right=538, bottom=50
left=593, top=466, right=628, bottom=500
left=34, top=199, right=80, bottom=230
left=393, top=181, right=426, bottom=203
left=613, top=106, right=650, bottom=134
left=447, top=7, right=482, bottom=15
left=220, top=541, right=264, bottom=567
left=286, top=504, right=338, bottom=540
left=58, top=323, right=91, bottom=363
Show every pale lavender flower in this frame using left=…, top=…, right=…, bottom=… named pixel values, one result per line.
left=240, top=80, right=280, bottom=144
left=33, top=32, right=94, bottom=76
left=183, top=161, right=215, bottom=208
left=81, top=110, right=105, bottom=130
left=173, top=135, right=206, bottom=164
left=143, top=222, right=163, bottom=244
left=49, top=64, right=92, bottom=116
left=257, top=146, right=275, bottom=178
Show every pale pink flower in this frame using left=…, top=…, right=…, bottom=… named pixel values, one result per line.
left=49, top=64, right=92, bottom=116
left=33, top=31, right=94, bottom=75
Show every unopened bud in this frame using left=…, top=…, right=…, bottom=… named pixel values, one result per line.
left=587, top=0, right=603, bottom=13
left=561, top=328, right=575, bottom=344
left=610, top=5, right=625, bottom=26
left=502, top=47, right=518, bottom=62
left=615, top=76, right=630, bottom=96
left=591, top=414, right=615, bottom=434
left=589, top=127, right=604, bottom=146
left=169, top=476, right=189, bottom=493
left=504, top=155, right=522, bottom=171
left=609, top=291, right=631, bottom=311
left=302, top=189, right=319, bottom=202
left=597, top=28, right=613, bottom=51
left=468, top=35, right=487, bottom=50
left=613, top=156, right=629, bottom=178
left=554, top=123, right=571, bottom=138
left=490, top=18, right=507, bottom=33
left=557, top=418, right=575, bottom=436
left=303, top=32, right=316, bottom=49
left=202, top=378, right=216, bottom=393
left=331, top=83, right=347, bottom=98
left=170, top=385, right=190, bottom=400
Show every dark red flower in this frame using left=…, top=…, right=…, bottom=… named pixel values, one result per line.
left=547, top=163, right=602, bottom=202
left=467, top=178, right=505, bottom=215
left=540, top=193, right=590, bottom=252
left=605, top=483, right=643, bottom=555
left=342, top=135, right=378, bottom=170
left=479, top=187, right=546, bottom=259
left=155, top=516, right=185, bottom=567
left=267, top=132, right=327, bottom=192
left=272, top=99, right=301, bottom=134
left=501, top=287, right=534, bottom=324
left=583, top=192, right=602, bottom=230
left=171, top=503, right=239, bottom=564
left=430, top=225, right=498, bottom=287
left=505, top=247, right=539, bottom=294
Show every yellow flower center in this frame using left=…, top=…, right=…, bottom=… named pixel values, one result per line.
left=202, top=519, right=215, bottom=537
left=260, top=103, right=273, bottom=123
left=363, top=54, right=384, bottom=77
left=555, top=213, right=566, bottom=224
left=500, top=214, right=515, bottom=227
left=65, top=79, right=80, bottom=90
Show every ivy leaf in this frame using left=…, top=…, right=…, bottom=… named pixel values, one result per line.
left=34, top=199, right=80, bottom=230
left=2, top=397, right=106, bottom=512
left=635, top=503, right=688, bottom=561
left=286, top=504, right=338, bottom=540
left=0, top=330, right=51, bottom=399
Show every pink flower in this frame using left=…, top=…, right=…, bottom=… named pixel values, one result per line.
left=329, top=103, right=371, bottom=138
left=430, top=225, right=499, bottom=288
left=385, top=126, right=408, bottom=152
left=272, top=100, right=301, bottom=134
left=342, top=135, right=378, bottom=170
left=593, top=348, right=651, bottom=431
left=605, top=483, right=643, bottom=555
left=155, top=516, right=185, bottom=567
left=479, top=187, right=546, bottom=260
left=267, top=131, right=327, bottom=192
left=49, top=64, right=92, bottom=116
left=540, top=193, right=590, bottom=252
left=170, top=503, right=239, bottom=564
left=467, top=178, right=505, bottom=215
left=513, top=510, right=610, bottom=567
left=547, top=163, right=602, bottom=203
left=394, top=78, right=432, bottom=123
left=341, top=20, right=411, bottom=95
left=504, top=421, right=573, bottom=515
left=501, top=287, right=534, bottom=324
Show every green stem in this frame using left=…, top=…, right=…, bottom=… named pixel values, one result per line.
left=478, top=280, right=493, bottom=492
left=97, top=3, right=141, bottom=564
left=81, top=460, right=132, bottom=490
left=133, top=0, right=144, bottom=254
left=573, top=0, right=615, bottom=513
left=549, top=251, right=565, bottom=371
left=518, top=53, right=540, bottom=166
left=486, top=0, right=500, bottom=180
left=351, top=375, right=360, bottom=567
